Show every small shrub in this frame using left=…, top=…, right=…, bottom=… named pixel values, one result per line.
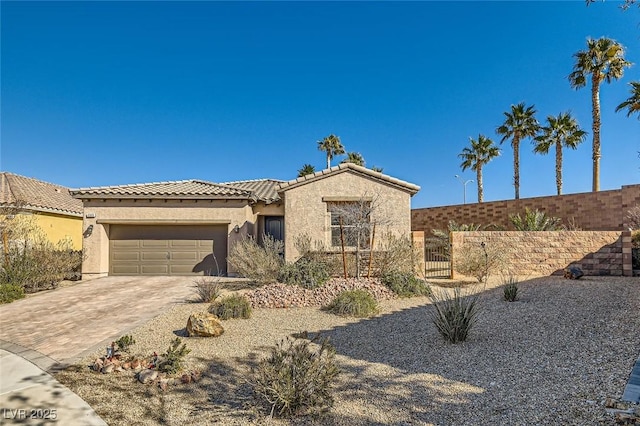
left=157, top=338, right=191, bottom=375
left=429, top=287, right=480, bottom=343
left=326, top=290, right=378, bottom=318
left=373, top=232, right=422, bottom=276
left=0, top=283, right=25, bottom=304
left=115, top=335, right=136, bottom=352
left=452, top=240, right=512, bottom=283
left=228, top=234, right=283, bottom=284
left=209, top=294, right=252, bottom=319
left=192, top=277, right=222, bottom=303
left=278, top=257, right=329, bottom=289
left=502, top=277, right=519, bottom=302
left=381, top=270, right=431, bottom=297
left=253, top=335, right=339, bottom=417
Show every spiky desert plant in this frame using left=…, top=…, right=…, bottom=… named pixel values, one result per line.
left=502, top=276, right=519, bottom=302
left=253, top=335, right=340, bottom=417
left=429, top=287, right=481, bottom=343
left=509, top=208, right=563, bottom=231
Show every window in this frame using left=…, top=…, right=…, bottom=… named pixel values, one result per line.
left=327, top=201, right=371, bottom=248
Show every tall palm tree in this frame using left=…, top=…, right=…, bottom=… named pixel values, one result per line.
left=569, top=37, right=631, bottom=192
left=496, top=102, right=539, bottom=200
left=458, top=135, right=500, bottom=203
left=533, top=112, right=587, bottom=195
left=616, top=81, right=640, bottom=120
left=317, top=134, right=345, bottom=169
left=341, top=152, right=365, bottom=167
left=297, top=164, right=316, bottom=177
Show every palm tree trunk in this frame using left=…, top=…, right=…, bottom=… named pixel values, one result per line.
left=513, top=137, right=520, bottom=199
left=591, top=74, right=601, bottom=192
left=327, top=154, right=331, bottom=169
left=477, top=167, right=483, bottom=203
left=555, top=141, right=563, bottom=195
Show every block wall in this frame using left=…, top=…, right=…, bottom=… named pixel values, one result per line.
left=412, top=184, right=640, bottom=233
left=449, top=231, right=629, bottom=277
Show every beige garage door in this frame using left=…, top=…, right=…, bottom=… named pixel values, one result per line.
left=109, top=225, right=227, bottom=276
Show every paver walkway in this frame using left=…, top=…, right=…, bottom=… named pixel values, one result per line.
left=0, top=276, right=196, bottom=367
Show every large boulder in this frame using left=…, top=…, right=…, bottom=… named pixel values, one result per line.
left=186, top=312, right=224, bottom=337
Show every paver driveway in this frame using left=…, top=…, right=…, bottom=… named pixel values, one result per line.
left=0, top=276, right=197, bottom=367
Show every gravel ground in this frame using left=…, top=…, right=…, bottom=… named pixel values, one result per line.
left=54, top=276, right=640, bottom=425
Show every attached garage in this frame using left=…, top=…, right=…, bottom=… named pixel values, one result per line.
left=109, top=225, right=228, bottom=276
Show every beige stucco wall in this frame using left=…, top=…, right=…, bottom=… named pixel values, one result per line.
left=281, top=171, right=413, bottom=262
left=80, top=199, right=257, bottom=278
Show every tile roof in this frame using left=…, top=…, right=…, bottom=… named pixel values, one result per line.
left=277, top=163, right=421, bottom=195
left=220, top=179, right=285, bottom=204
left=0, top=172, right=83, bottom=217
left=71, top=179, right=254, bottom=200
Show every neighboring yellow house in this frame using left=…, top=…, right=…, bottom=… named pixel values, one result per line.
left=0, top=172, right=83, bottom=249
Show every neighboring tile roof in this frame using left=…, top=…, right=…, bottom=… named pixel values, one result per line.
left=277, top=163, right=421, bottom=195
left=71, top=179, right=254, bottom=200
left=0, top=172, right=83, bottom=217
left=220, top=179, right=285, bottom=204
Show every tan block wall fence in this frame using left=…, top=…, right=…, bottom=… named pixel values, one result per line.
left=411, top=184, right=640, bottom=233
left=443, top=230, right=631, bottom=277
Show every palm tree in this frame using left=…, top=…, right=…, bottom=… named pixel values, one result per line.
left=533, top=112, right=587, bottom=195
left=317, top=134, right=345, bottom=169
left=616, top=81, right=640, bottom=120
left=297, top=164, right=316, bottom=177
left=458, top=135, right=500, bottom=203
left=569, top=37, right=631, bottom=192
left=341, top=152, right=365, bottom=167
left=371, top=166, right=383, bottom=173
left=496, top=102, right=539, bottom=200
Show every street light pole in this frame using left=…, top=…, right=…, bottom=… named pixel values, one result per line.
left=455, top=175, right=474, bottom=204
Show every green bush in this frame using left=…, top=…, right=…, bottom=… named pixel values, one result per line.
left=192, top=277, right=222, bottom=303
left=115, top=335, right=136, bottom=352
left=326, top=290, right=378, bottom=318
left=253, top=335, right=339, bottom=417
left=381, top=271, right=431, bottom=297
left=227, top=235, right=283, bottom=285
left=503, top=277, right=519, bottom=302
left=209, top=294, right=252, bottom=319
left=0, top=283, right=25, bottom=304
left=157, top=338, right=191, bottom=375
left=429, top=287, right=480, bottom=343
left=278, top=257, right=329, bottom=289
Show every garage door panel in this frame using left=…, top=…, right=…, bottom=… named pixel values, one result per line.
left=141, top=265, right=169, bottom=274
left=141, top=240, right=169, bottom=248
left=112, top=240, right=142, bottom=249
left=112, top=265, right=141, bottom=275
left=110, top=225, right=227, bottom=276
left=141, top=251, right=170, bottom=261
left=112, top=252, right=140, bottom=261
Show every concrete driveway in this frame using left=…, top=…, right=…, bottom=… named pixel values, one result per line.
left=0, top=276, right=197, bottom=369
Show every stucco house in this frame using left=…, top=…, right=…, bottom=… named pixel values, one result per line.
left=71, top=163, right=420, bottom=279
left=0, top=172, right=83, bottom=249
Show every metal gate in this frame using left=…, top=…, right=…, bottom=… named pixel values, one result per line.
left=424, top=236, right=451, bottom=278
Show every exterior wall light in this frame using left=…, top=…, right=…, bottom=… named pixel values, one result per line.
left=83, top=224, right=94, bottom=238
left=233, top=225, right=240, bottom=233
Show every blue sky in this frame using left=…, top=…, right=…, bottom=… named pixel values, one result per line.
left=1, top=1, right=638, bottom=208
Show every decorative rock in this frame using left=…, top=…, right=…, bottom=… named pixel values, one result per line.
left=91, top=359, right=104, bottom=372
left=186, top=312, right=224, bottom=337
left=159, top=379, right=169, bottom=391
left=564, top=266, right=584, bottom=280
left=114, top=365, right=124, bottom=373
left=122, top=362, right=131, bottom=370
left=180, top=373, right=192, bottom=384
left=131, top=359, right=142, bottom=370
left=101, top=363, right=114, bottom=374
left=190, top=370, right=201, bottom=382
left=138, top=369, right=158, bottom=384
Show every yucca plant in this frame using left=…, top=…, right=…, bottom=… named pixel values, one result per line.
left=428, top=287, right=480, bottom=343
left=502, top=276, right=519, bottom=302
